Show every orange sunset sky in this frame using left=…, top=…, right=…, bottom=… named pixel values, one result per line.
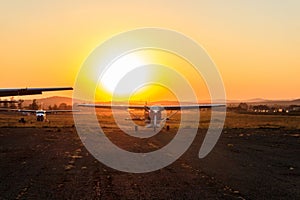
left=0, top=1, right=299, bottom=101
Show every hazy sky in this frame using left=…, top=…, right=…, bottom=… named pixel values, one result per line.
left=0, top=0, right=299, bottom=100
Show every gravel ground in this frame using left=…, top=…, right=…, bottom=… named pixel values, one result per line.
left=0, top=125, right=299, bottom=199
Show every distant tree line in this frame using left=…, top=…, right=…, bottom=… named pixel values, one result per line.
left=229, top=102, right=300, bottom=114
left=48, top=103, right=72, bottom=110
left=0, top=98, right=72, bottom=110
left=0, top=97, right=19, bottom=109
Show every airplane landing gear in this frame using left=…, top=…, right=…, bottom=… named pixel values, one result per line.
left=166, top=125, right=170, bottom=131
left=37, top=116, right=44, bottom=122
left=19, top=118, right=26, bottom=123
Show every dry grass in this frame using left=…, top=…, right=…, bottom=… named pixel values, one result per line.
left=0, top=110, right=299, bottom=130
left=224, top=112, right=300, bottom=129
left=0, top=112, right=75, bottom=128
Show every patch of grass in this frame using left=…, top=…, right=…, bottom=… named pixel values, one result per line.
left=0, top=111, right=299, bottom=130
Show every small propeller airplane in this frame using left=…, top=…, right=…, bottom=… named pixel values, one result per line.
left=16, top=109, right=79, bottom=122
left=78, top=103, right=225, bottom=131
left=0, top=87, right=76, bottom=121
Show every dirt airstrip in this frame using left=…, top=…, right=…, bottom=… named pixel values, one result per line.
left=0, top=112, right=299, bottom=199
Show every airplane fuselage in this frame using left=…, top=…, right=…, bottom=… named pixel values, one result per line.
left=144, top=106, right=164, bottom=130
left=36, top=110, right=46, bottom=121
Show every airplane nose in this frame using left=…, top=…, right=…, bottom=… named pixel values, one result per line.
left=150, top=105, right=164, bottom=112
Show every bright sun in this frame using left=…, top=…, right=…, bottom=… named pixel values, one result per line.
left=100, top=52, right=149, bottom=96
left=94, top=49, right=209, bottom=102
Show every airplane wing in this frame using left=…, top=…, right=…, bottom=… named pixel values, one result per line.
left=0, top=108, right=36, bottom=113
left=0, top=87, right=73, bottom=97
left=78, top=104, right=146, bottom=110
left=16, top=109, right=37, bottom=113
left=44, top=110, right=80, bottom=113
left=162, top=104, right=225, bottom=110
left=0, top=109, right=79, bottom=113
left=78, top=103, right=225, bottom=110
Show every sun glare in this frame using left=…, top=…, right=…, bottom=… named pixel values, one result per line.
left=100, top=53, right=149, bottom=94
left=94, top=49, right=209, bottom=103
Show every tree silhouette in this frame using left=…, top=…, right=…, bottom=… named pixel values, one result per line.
left=9, top=97, right=17, bottom=109
left=53, top=104, right=58, bottom=110
left=3, top=99, right=8, bottom=108
left=18, top=100, right=24, bottom=109
left=28, top=99, right=39, bottom=110
left=58, top=103, right=67, bottom=110
left=237, top=103, right=248, bottom=111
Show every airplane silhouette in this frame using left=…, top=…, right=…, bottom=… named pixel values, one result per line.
left=16, top=109, right=78, bottom=122
left=78, top=103, right=225, bottom=131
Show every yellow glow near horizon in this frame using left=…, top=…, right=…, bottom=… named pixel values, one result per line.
left=129, top=84, right=178, bottom=103
left=94, top=49, right=209, bottom=102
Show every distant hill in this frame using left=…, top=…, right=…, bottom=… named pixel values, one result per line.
left=258, top=99, right=300, bottom=105
left=226, top=98, right=266, bottom=103
left=290, top=99, right=300, bottom=104
left=22, top=96, right=73, bottom=108
left=227, top=98, right=300, bottom=106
